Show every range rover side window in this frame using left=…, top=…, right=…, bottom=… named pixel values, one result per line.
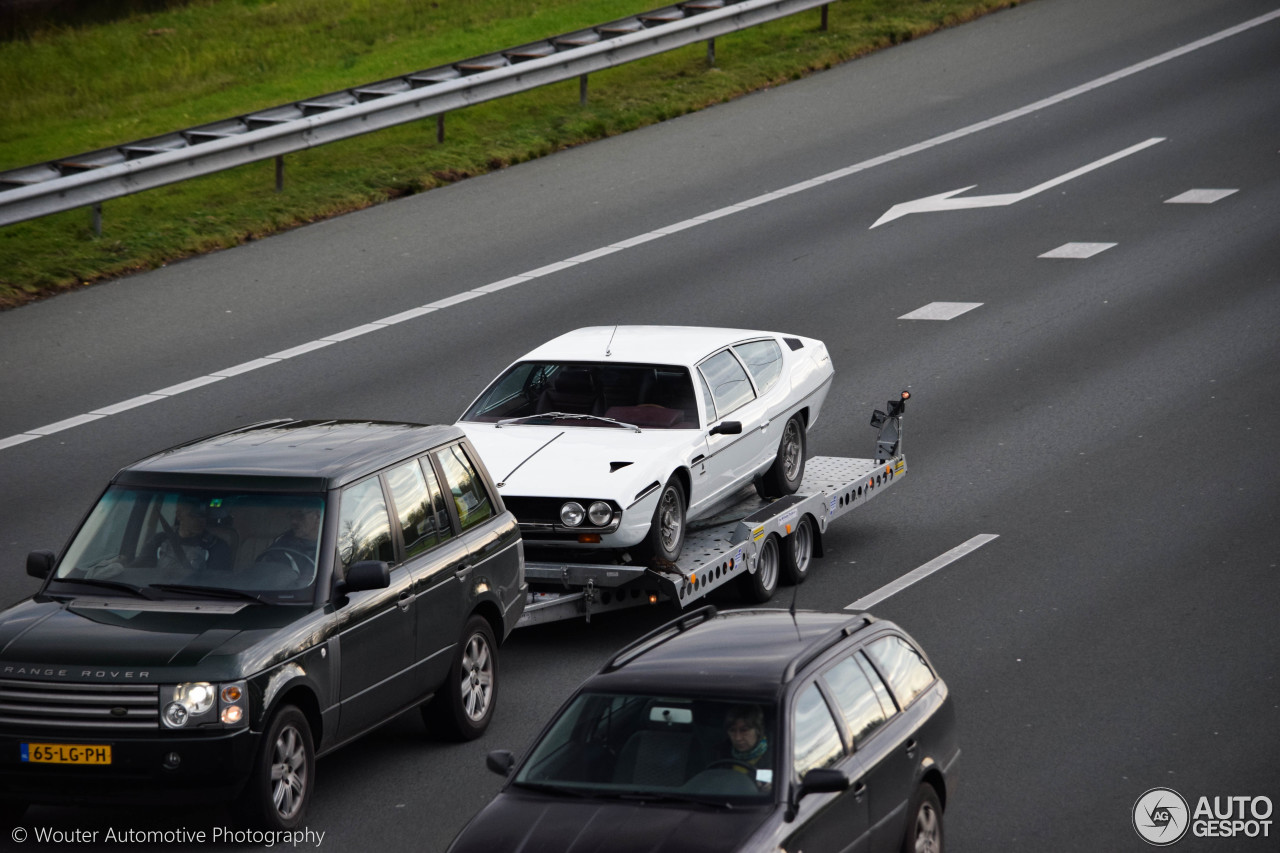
left=385, top=460, right=447, bottom=559
left=434, top=444, right=494, bottom=531
left=336, top=477, right=394, bottom=571
left=865, top=635, right=935, bottom=710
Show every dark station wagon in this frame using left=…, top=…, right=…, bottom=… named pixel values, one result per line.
left=0, top=419, right=525, bottom=829
left=451, top=606, right=958, bottom=853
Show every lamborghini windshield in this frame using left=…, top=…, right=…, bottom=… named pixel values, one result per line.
left=462, top=362, right=700, bottom=430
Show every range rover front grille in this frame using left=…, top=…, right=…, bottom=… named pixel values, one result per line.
left=0, top=678, right=160, bottom=731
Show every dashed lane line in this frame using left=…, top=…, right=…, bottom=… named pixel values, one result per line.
left=845, top=534, right=1000, bottom=611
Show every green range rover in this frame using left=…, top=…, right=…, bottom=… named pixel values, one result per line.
left=0, top=419, right=525, bottom=829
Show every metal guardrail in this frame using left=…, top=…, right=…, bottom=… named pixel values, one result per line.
left=0, top=0, right=833, bottom=228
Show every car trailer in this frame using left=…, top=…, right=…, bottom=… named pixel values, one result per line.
left=515, top=392, right=911, bottom=627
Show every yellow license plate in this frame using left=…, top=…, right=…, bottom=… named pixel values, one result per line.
left=22, top=743, right=112, bottom=765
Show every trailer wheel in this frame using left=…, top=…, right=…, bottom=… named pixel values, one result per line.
left=757, top=415, right=806, bottom=498
left=742, top=534, right=780, bottom=603
left=781, top=515, right=814, bottom=585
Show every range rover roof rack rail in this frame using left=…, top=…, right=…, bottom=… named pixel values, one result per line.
left=148, top=417, right=298, bottom=456
left=601, top=604, right=718, bottom=672
left=782, top=613, right=875, bottom=682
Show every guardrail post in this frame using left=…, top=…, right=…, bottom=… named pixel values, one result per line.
left=437, top=114, right=445, bottom=144
left=579, top=73, right=589, bottom=106
left=707, top=37, right=716, bottom=67
left=275, top=155, right=285, bottom=193
left=91, top=203, right=102, bottom=237
left=820, top=4, right=828, bottom=31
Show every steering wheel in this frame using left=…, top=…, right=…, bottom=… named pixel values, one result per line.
left=704, top=759, right=757, bottom=774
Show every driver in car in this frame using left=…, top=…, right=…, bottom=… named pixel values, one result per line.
left=148, top=497, right=233, bottom=574
left=722, top=705, right=772, bottom=791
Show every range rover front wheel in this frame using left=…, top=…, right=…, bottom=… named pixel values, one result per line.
left=237, top=705, right=314, bottom=831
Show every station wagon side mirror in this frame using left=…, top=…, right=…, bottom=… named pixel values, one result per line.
left=334, top=560, right=390, bottom=599
left=785, top=767, right=851, bottom=822
left=709, top=421, right=742, bottom=436
left=27, top=550, right=55, bottom=579
left=485, top=749, right=515, bottom=777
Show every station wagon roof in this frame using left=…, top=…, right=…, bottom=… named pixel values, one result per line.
left=519, top=326, right=793, bottom=367
left=585, top=609, right=868, bottom=698
left=114, top=420, right=463, bottom=490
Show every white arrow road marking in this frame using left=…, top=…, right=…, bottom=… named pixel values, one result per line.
left=871, top=137, right=1166, bottom=228
left=845, top=534, right=1000, bottom=611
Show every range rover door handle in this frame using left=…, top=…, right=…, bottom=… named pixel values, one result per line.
left=905, top=738, right=918, bottom=758
left=455, top=563, right=474, bottom=580
left=396, top=590, right=412, bottom=611
left=852, top=780, right=867, bottom=802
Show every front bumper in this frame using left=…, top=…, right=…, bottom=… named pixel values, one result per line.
left=0, top=727, right=258, bottom=806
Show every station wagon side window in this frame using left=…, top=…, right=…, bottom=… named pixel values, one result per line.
left=792, top=683, right=845, bottom=778
left=732, top=339, right=784, bottom=395
left=384, top=459, right=451, bottom=559
left=335, top=477, right=394, bottom=572
left=822, top=655, right=893, bottom=746
left=697, top=349, right=756, bottom=419
left=434, top=444, right=494, bottom=531
left=864, top=635, right=936, bottom=710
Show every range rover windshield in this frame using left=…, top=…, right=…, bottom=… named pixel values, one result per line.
left=53, top=486, right=324, bottom=601
left=514, top=692, right=775, bottom=804
left=462, top=363, right=700, bottom=430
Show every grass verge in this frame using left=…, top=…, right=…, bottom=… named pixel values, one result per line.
left=0, top=0, right=1021, bottom=309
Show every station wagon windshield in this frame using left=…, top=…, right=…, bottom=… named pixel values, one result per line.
left=514, top=692, right=776, bottom=804
left=53, top=486, right=325, bottom=600
left=463, top=363, right=700, bottom=430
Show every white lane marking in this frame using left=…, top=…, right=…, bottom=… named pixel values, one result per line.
left=899, top=302, right=983, bottom=320
left=6, top=9, right=1278, bottom=452
left=1165, top=188, right=1238, bottom=204
left=845, top=534, right=999, bottom=611
left=1039, top=242, right=1117, bottom=259
left=871, top=137, right=1165, bottom=227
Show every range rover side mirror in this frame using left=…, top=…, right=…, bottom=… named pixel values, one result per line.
left=709, top=421, right=742, bottom=436
left=343, top=560, right=390, bottom=593
left=27, top=550, right=55, bottom=579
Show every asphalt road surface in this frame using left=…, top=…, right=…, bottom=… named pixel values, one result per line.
left=1, top=0, right=1277, bottom=850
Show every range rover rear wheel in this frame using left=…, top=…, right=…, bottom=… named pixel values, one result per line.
left=237, top=704, right=313, bottom=831
left=425, top=615, right=498, bottom=741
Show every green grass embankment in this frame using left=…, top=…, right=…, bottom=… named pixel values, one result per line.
left=0, top=0, right=1021, bottom=309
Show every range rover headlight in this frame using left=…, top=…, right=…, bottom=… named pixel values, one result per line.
left=587, top=501, right=613, bottom=526
left=560, top=501, right=585, bottom=527
left=162, top=680, right=248, bottom=729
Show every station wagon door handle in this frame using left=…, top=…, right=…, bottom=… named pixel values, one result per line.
left=852, top=780, right=867, bottom=802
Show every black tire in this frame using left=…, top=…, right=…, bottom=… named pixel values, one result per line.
left=741, top=534, right=780, bottom=603
left=902, top=783, right=944, bottom=853
left=758, top=415, right=806, bottom=498
left=236, top=705, right=314, bottom=831
left=780, top=514, right=814, bottom=585
left=426, top=615, right=498, bottom=741
left=635, top=477, right=686, bottom=564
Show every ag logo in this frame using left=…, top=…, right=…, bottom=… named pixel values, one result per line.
left=1134, top=787, right=1190, bottom=845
